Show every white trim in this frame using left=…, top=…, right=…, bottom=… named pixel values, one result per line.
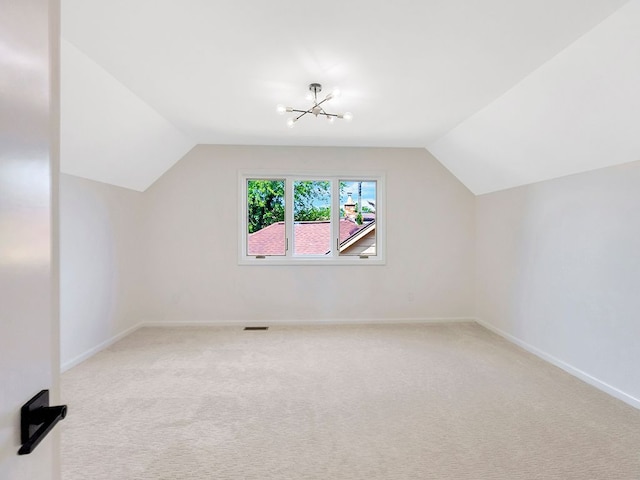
left=475, top=317, right=640, bottom=410
left=60, top=317, right=640, bottom=410
left=237, top=256, right=384, bottom=266
left=61, top=317, right=474, bottom=371
left=238, top=171, right=386, bottom=265
left=60, top=323, right=142, bottom=372
left=139, top=317, right=475, bottom=328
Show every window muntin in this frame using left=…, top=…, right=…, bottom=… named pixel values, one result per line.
left=240, top=172, right=384, bottom=265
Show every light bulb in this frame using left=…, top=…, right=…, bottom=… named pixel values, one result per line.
left=276, top=104, right=286, bottom=115
left=326, top=88, right=341, bottom=101
left=286, top=118, right=296, bottom=128
left=343, top=112, right=353, bottom=121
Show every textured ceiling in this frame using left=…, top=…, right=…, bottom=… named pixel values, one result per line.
left=60, top=0, right=635, bottom=192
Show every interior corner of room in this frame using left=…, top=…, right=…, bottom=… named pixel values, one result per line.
left=60, top=145, right=640, bottom=409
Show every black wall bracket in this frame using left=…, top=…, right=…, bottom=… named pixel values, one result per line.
left=18, top=390, right=67, bottom=455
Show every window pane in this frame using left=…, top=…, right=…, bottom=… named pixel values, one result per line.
left=247, top=179, right=286, bottom=256
left=293, top=180, right=331, bottom=255
left=339, top=180, right=377, bottom=256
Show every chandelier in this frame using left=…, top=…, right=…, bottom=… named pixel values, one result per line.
left=277, top=83, right=352, bottom=128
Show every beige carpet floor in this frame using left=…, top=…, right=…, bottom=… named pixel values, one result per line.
left=61, top=323, right=640, bottom=479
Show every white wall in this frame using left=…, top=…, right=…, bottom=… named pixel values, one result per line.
left=59, top=144, right=640, bottom=409
left=139, top=145, right=476, bottom=324
left=476, top=160, right=640, bottom=406
left=60, top=174, right=143, bottom=369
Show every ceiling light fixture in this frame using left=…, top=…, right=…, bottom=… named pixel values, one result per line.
left=277, top=83, right=352, bottom=128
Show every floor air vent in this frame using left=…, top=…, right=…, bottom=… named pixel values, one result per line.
left=244, top=326, right=269, bottom=331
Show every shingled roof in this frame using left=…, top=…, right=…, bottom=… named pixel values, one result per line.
left=248, top=217, right=374, bottom=256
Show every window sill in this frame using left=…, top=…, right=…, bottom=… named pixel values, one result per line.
left=238, top=256, right=385, bottom=266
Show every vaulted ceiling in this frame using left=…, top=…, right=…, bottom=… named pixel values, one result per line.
left=61, top=0, right=638, bottom=194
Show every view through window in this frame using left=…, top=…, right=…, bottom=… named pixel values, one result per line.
left=339, top=180, right=377, bottom=256
left=243, top=175, right=382, bottom=264
left=294, top=180, right=332, bottom=255
left=246, top=179, right=285, bottom=256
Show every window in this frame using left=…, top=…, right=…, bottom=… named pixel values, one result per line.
left=246, top=179, right=286, bottom=256
left=239, top=172, right=385, bottom=265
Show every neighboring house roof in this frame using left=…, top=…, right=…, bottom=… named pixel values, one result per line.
left=248, top=217, right=375, bottom=256
left=339, top=220, right=376, bottom=253
left=293, top=221, right=331, bottom=255
left=339, top=218, right=367, bottom=244
left=247, top=222, right=287, bottom=255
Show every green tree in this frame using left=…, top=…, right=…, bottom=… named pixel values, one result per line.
left=294, top=181, right=331, bottom=222
left=247, top=180, right=285, bottom=233
left=247, top=180, right=332, bottom=233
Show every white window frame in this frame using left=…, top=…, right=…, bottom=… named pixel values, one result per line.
left=238, top=170, right=386, bottom=266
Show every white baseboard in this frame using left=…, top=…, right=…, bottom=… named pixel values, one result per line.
left=139, top=317, right=475, bottom=328
left=62, top=317, right=640, bottom=410
left=475, top=317, right=640, bottom=410
left=60, top=323, right=142, bottom=373
left=61, top=318, right=473, bottom=372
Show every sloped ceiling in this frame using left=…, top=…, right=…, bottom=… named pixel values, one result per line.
left=430, top=0, right=640, bottom=194
left=60, top=40, right=194, bottom=191
left=60, top=0, right=636, bottom=193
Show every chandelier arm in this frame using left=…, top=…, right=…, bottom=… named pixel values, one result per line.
left=316, top=106, right=340, bottom=118
left=294, top=110, right=311, bottom=121
left=292, top=109, right=341, bottom=119
left=315, top=97, right=331, bottom=108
